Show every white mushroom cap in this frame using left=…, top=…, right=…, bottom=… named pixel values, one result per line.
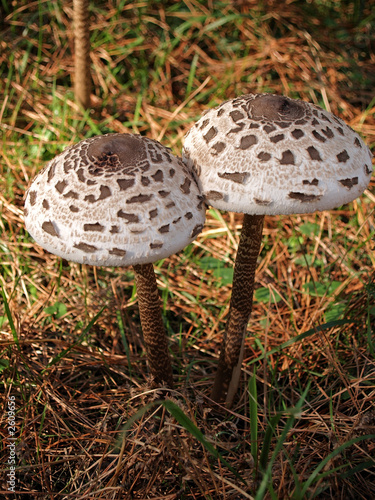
left=183, top=93, right=373, bottom=215
left=24, top=134, right=205, bottom=266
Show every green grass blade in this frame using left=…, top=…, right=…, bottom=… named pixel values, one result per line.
left=248, top=371, right=258, bottom=467
left=300, top=434, right=375, bottom=497
left=162, top=399, right=246, bottom=484
left=1, top=284, right=20, bottom=349
left=340, top=460, right=375, bottom=479
left=203, top=13, right=243, bottom=32
left=116, top=402, right=154, bottom=444
left=186, top=52, right=199, bottom=98
left=256, top=385, right=310, bottom=499
left=116, top=310, right=132, bottom=377
left=258, top=413, right=283, bottom=473
left=248, top=320, right=348, bottom=366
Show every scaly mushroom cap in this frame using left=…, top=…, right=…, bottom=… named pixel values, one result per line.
left=24, top=134, right=205, bottom=266
left=183, top=93, right=373, bottom=215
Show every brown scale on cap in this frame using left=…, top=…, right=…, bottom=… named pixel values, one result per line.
left=218, top=172, right=248, bottom=183
left=246, top=94, right=306, bottom=122
left=42, top=221, right=58, bottom=237
left=87, top=134, right=147, bottom=174
left=183, top=93, right=373, bottom=216
left=206, top=190, right=225, bottom=201
left=83, top=223, right=104, bottom=232
left=29, top=191, right=37, bottom=205
left=24, top=133, right=206, bottom=267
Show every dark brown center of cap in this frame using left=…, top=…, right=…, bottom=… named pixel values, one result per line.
left=249, top=94, right=306, bottom=121
left=87, top=134, right=147, bottom=167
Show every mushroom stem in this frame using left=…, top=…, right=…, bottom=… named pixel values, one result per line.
left=133, top=262, right=174, bottom=388
left=73, top=0, right=91, bottom=109
left=211, top=213, right=264, bottom=405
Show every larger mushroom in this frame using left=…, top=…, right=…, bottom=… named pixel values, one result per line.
left=24, top=133, right=205, bottom=388
left=183, top=93, right=373, bottom=405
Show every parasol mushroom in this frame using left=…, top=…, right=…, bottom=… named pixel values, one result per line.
left=183, top=93, right=373, bottom=405
left=24, top=133, right=205, bottom=387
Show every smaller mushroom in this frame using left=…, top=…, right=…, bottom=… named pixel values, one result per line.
left=183, top=93, right=373, bottom=405
left=24, top=133, right=206, bottom=387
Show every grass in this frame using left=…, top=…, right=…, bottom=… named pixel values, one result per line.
left=1, top=0, right=375, bottom=498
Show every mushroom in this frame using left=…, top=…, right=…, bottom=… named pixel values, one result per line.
left=73, top=0, right=91, bottom=109
left=182, top=93, right=373, bottom=405
left=24, top=133, right=206, bottom=388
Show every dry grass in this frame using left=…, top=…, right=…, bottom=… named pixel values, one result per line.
left=1, top=0, right=375, bottom=498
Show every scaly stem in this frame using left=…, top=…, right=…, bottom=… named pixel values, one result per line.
left=73, top=0, right=91, bottom=109
left=211, top=213, right=265, bottom=405
left=133, top=263, right=174, bottom=387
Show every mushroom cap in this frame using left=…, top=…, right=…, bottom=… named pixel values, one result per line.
left=24, top=134, right=205, bottom=266
left=183, top=93, right=373, bottom=215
